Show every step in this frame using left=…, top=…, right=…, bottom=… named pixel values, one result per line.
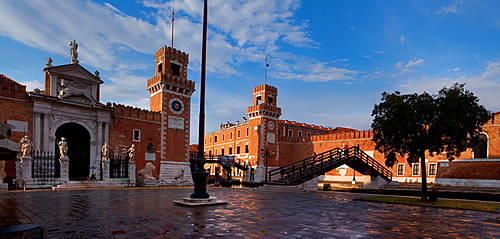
left=251, top=184, right=307, bottom=193
left=53, top=181, right=123, bottom=190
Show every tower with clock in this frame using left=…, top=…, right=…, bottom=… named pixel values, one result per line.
left=147, top=46, right=195, bottom=163
left=246, top=84, right=282, bottom=181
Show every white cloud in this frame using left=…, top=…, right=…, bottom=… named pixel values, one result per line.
left=434, top=5, right=460, bottom=16
left=398, top=61, right=500, bottom=111
left=400, top=35, right=406, bottom=44
left=392, top=58, right=424, bottom=77
left=406, top=58, right=424, bottom=68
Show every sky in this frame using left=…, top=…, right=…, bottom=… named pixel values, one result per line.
left=0, top=0, right=499, bottom=144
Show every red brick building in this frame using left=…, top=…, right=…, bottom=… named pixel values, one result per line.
left=204, top=83, right=500, bottom=188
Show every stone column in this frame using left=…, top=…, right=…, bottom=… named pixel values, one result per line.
left=59, top=157, right=70, bottom=183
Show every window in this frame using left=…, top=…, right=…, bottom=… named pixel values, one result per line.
left=158, top=62, right=163, bottom=73
left=412, top=163, right=420, bottom=176
left=428, top=163, right=437, bottom=176
left=245, top=144, right=249, bottom=153
left=210, top=137, right=212, bottom=144
left=171, top=63, right=180, bottom=76
left=237, top=129, right=241, bottom=138
left=236, top=145, right=241, bottom=154
left=288, top=130, right=293, bottom=137
left=222, top=133, right=225, bottom=142
left=229, top=146, right=233, bottom=155
left=298, top=131, right=303, bottom=137
left=230, top=132, right=233, bottom=140
left=267, top=96, right=274, bottom=105
left=221, top=147, right=225, bottom=155
left=397, top=163, right=405, bottom=176
left=133, top=129, right=141, bottom=142
left=307, top=132, right=311, bottom=137
left=214, top=136, right=218, bottom=143
left=256, top=96, right=262, bottom=105
left=246, top=127, right=249, bottom=137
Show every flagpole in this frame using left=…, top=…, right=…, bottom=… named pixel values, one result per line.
left=264, top=57, right=268, bottom=85
left=171, top=9, right=175, bottom=48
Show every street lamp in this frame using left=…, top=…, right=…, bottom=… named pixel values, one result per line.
left=260, top=144, right=275, bottom=183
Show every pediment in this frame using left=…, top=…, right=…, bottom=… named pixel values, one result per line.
left=45, top=64, right=103, bottom=85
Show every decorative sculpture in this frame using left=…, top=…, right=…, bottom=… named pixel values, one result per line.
left=128, top=144, right=136, bottom=161
left=120, top=147, right=127, bottom=160
left=58, top=79, right=96, bottom=103
left=58, top=137, right=68, bottom=158
left=113, top=147, right=119, bottom=159
left=19, top=135, right=33, bottom=158
left=69, top=39, right=79, bottom=64
left=138, top=162, right=156, bottom=180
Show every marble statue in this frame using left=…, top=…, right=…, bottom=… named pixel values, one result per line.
left=120, top=147, right=127, bottom=160
left=19, top=135, right=33, bottom=158
left=173, top=168, right=185, bottom=181
left=101, top=142, right=111, bottom=160
left=128, top=144, right=136, bottom=161
left=58, top=137, right=68, bottom=158
left=113, top=147, right=119, bottom=159
left=69, top=39, right=79, bottom=64
left=138, top=162, right=156, bottom=180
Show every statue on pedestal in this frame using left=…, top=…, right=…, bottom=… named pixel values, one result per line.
left=128, top=144, right=136, bottom=161
left=138, top=162, right=156, bottom=180
left=69, top=39, right=79, bottom=64
left=58, top=137, right=68, bottom=158
left=101, top=142, right=111, bottom=160
left=19, top=135, right=33, bottom=158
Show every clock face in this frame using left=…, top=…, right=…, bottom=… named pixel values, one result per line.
left=268, top=121, right=275, bottom=130
left=169, top=98, right=184, bottom=114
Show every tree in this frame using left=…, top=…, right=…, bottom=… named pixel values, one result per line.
left=371, top=83, right=492, bottom=201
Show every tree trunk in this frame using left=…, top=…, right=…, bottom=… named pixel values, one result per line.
left=420, top=151, right=428, bottom=202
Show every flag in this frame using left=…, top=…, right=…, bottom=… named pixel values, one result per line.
left=172, top=10, right=175, bottom=22
left=266, top=63, right=269, bottom=67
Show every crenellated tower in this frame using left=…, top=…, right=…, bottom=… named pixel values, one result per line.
left=247, top=84, right=281, bottom=175
left=147, top=46, right=195, bottom=162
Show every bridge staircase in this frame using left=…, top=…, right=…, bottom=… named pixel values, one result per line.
left=267, top=146, right=392, bottom=186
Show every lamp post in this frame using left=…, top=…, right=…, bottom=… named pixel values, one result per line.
left=260, top=144, right=275, bottom=183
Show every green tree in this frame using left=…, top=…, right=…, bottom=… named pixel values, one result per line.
left=371, top=83, right=492, bottom=201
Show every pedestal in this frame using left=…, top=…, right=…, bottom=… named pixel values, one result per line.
left=20, top=156, right=33, bottom=181
left=0, top=183, right=8, bottom=191
left=136, top=179, right=159, bottom=187
left=59, top=157, right=70, bottom=183
left=173, top=197, right=228, bottom=207
left=190, top=169, right=209, bottom=199
left=102, top=160, right=110, bottom=181
left=128, top=161, right=136, bottom=184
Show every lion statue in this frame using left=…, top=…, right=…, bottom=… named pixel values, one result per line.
left=138, top=162, right=156, bottom=180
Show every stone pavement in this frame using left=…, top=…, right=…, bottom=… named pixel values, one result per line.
left=0, top=186, right=499, bottom=238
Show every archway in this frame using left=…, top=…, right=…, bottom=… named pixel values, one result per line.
left=474, top=134, right=488, bottom=159
left=55, top=123, right=90, bottom=180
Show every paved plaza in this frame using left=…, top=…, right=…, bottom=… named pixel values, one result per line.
left=0, top=186, right=499, bottom=238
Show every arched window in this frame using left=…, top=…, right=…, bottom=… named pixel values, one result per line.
left=474, top=134, right=488, bottom=159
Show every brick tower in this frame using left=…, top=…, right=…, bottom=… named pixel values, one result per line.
left=147, top=46, right=195, bottom=162
left=247, top=84, right=282, bottom=181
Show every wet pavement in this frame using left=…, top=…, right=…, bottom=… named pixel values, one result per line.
left=0, top=186, right=499, bottom=238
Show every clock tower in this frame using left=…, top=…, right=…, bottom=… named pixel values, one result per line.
left=247, top=84, right=281, bottom=180
left=147, top=46, right=195, bottom=162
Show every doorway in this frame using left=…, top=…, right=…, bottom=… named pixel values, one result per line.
left=55, top=123, right=90, bottom=180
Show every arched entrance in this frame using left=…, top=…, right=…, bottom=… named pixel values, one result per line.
left=55, top=123, right=90, bottom=180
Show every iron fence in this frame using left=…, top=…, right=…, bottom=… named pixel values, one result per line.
left=109, top=155, right=129, bottom=178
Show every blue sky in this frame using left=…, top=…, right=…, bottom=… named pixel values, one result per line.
left=0, top=0, right=499, bottom=144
